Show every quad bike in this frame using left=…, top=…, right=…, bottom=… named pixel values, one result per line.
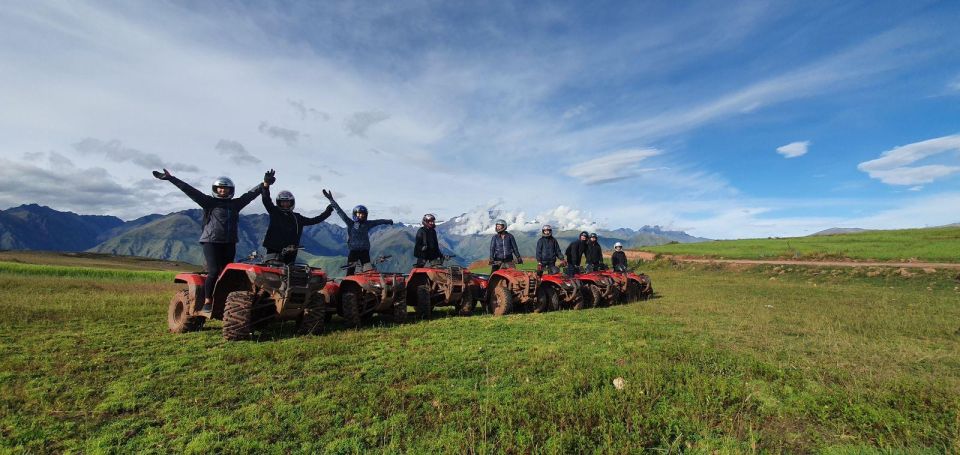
left=335, top=255, right=407, bottom=327
left=485, top=260, right=540, bottom=316
left=569, top=264, right=617, bottom=309
left=167, top=246, right=329, bottom=341
left=535, top=262, right=582, bottom=312
left=592, top=263, right=630, bottom=305
left=406, top=255, right=477, bottom=319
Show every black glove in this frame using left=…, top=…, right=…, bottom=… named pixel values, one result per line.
left=264, top=169, right=276, bottom=185
left=517, top=258, right=523, bottom=264
left=322, top=189, right=334, bottom=201
left=152, top=168, right=170, bottom=180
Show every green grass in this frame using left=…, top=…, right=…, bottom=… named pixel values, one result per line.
left=645, top=226, right=960, bottom=262
left=1, top=259, right=958, bottom=452
left=0, top=261, right=176, bottom=282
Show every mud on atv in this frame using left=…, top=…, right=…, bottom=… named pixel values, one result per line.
left=536, top=263, right=582, bottom=312
left=405, top=255, right=477, bottom=319
left=569, top=265, right=617, bottom=309
left=484, top=260, right=540, bottom=316
left=336, top=255, right=407, bottom=327
left=167, top=246, right=329, bottom=341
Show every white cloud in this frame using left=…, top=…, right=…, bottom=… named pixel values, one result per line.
left=776, top=141, right=809, bottom=158
left=949, top=76, right=960, bottom=92
left=857, top=134, right=960, bottom=185
left=215, top=139, right=261, bottom=165
left=448, top=202, right=603, bottom=235
left=343, top=111, right=390, bottom=137
left=566, top=148, right=664, bottom=185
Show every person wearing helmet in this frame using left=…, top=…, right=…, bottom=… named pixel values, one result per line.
left=153, top=168, right=264, bottom=313
left=322, top=189, right=393, bottom=275
left=611, top=242, right=628, bottom=272
left=414, top=213, right=441, bottom=267
left=261, top=169, right=334, bottom=264
left=535, top=224, right=564, bottom=274
left=564, top=231, right=590, bottom=275
left=585, top=232, right=604, bottom=271
left=489, top=219, right=522, bottom=272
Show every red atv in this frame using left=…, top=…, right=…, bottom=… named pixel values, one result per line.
left=167, top=246, right=329, bottom=341
left=485, top=261, right=540, bottom=316
left=535, top=263, right=582, bottom=311
left=571, top=265, right=617, bottom=309
left=593, top=265, right=630, bottom=305
left=406, top=255, right=477, bottom=319
left=335, top=255, right=407, bottom=327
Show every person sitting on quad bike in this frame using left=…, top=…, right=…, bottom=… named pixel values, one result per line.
left=611, top=242, right=628, bottom=272
left=153, top=168, right=264, bottom=313
left=536, top=224, right=565, bottom=274
left=322, top=189, right=394, bottom=275
left=414, top=213, right=441, bottom=267
left=585, top=232, right=604, bottom=271
left=565, top=231, right=590, bottom=275
left=489, top=219, right=522, bottom=272
left=261, top=169, right=334, bottom=264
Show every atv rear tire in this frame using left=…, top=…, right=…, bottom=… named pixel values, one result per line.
left=168, top=290, right=205, bottom=333
left=535, top=285, right=558, bottom=313
left=341, top=292, right=362, bottom=328
left=459, top=286, right=476, bottom=316
left=391, top=301, right=408, bottom=323
left=626, top=281, right=641, bottom=302
left=297, top=298, right=325, bottom=335
left=489, top=280, right=514, bottom=316
left=580, top=285, right=602, bottom=309
left=222, top=291, right=255, bottom=341
left=415, top=285, right=433, bottom=320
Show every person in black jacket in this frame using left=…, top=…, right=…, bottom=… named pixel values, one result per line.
left=585, top=232, right=604, bottom=271
left=261, top=170, right=333, bottom=264
left=611, top=242, right=628, bottom=272
left=322, top=189, right=394, bottom=275
left=535, top=224, right=564, bottom=274
left=565, top=231, right=589, bottom=275
left=489, top=219, right=522, bottom=272
left=153, top=168, right=264, bottom=313
left=414, top=213, right=441, bottom=267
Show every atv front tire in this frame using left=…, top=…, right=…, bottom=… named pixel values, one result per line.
left=222, top=291, right=255, bottom=341
left=415, top=285, right=433, bottom=320
left=489, top=280, right=514, bottom=316
left=341, top=292, right=363, bottom=328
left=297, top=298, right=326, bottom=335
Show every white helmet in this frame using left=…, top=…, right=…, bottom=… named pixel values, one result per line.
left=614, top=242, right=623, bottom=248
left=211, top=176, right=235, bottom=198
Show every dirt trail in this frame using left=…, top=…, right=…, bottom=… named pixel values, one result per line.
left=623, top=250, right=960, bottom=270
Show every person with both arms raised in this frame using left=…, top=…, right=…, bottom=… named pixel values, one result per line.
left=322, top=189, right=393, bottom=275
left=536, top=224, right=564, bottom=274
left=414, top=213, right=441, bottom=267
left=489, top=219, right=522, bottom=272
left=565, top=231, right=590, bottom=275
left=153, top=168, right=264, bottom=314
left=260, top=169, right=334, bottom=264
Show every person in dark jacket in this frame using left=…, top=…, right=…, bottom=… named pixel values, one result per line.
left=611, top=242, right=628, bottom=272
left=489, top=219, right=522, bottom=272
left=322, top=189, right=393, bottom=275
left=414, top=213, right=441, bottom=267
left=153, top=168, right=264, bottom=312
left=535, top=224, right=564, bottom=274
left=585, top=232, right=604, bottom=271
left=564, top=231, right=590, bottom=275
left=261, top=170, right=333, bottom=264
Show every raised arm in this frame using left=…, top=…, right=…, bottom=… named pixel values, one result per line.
left=154, top=169, right=212, bottom=208
left=368, top=219, right=394, bottom=228
left=234, top=182, right=264, bottom=209
left=322, top=190, right=353, bottom=226
left=261, top=184, right=278, bottom=214
left=302, top=205, right=334, bottom=226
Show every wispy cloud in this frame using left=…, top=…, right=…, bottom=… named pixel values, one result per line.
left=566, top=148, right=664, bottom=185
left=214, top=139, right=261, bottom=165
left=258, top=122, right=301, bottom=146
left=344, top=111, right=390, bottom=137
left=776, top=141, right=810, bottom=158
left=287, top=99, right=329, bottom=121
left=72, top=138, right=199, bottom=173
left=857, top=134, right=960, bottom=185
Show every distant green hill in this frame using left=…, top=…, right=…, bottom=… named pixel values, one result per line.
left=645, top=226, right=960, bottom=262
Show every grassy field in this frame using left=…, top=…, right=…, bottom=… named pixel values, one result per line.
left=1, top=256, right=958, bottom=453
left=644, top=226, right=960, bottom=263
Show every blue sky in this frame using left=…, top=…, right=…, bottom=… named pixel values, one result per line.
left=1, top=0, right=958, bottom=238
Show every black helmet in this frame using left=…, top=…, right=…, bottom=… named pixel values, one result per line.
left=579, top=231, right=589, bottom=239
left=352, top=205, right=368, bottom=221
left=276, top=190, right=295, bottom=211
left=422, top=213, right=436, bottom=226
left=211, top=176, right=235, bottom=198
left=589, top=232, right=598, bottom=240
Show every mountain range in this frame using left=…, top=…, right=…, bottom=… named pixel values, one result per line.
left=0, top=204, right=708, bottom=275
